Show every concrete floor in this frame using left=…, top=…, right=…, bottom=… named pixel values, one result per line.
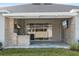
left=29, top=41, right=69, bottom=48
left=5, top=41, right=69, bottom=48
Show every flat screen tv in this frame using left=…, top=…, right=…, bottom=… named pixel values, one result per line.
left=62, top=19, right=68, bottom=29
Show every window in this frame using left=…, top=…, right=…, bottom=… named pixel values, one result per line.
left=27, top=23, right=52, bottom=40
left=27, top=23, right=48, bottom=32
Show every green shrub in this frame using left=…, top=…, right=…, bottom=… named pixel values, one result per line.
left=70, top=43, right=79, bottom=50
left=0, top=42, right=2, bottom=48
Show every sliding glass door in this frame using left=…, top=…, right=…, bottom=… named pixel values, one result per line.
left=27, top=23, right=53, bottom=41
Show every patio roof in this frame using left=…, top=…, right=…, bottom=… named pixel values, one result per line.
left=3, top=12, right=77, bottom=18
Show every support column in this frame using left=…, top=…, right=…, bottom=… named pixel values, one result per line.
left=74, top=15, right=79, bottom=43
left=70, top=10, right=79, bottom=44
left=9, top=18, right=17, bottom=46
left=0, top=14, right=5, bottom=47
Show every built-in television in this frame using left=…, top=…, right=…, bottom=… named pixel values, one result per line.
left=62, top=19, right=68, bottom=29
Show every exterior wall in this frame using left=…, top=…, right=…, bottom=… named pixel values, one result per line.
left=0, top=14, right=5, bottom=47
left=64, top=18, right=75, bottom=44
left=25, top=19, right=62, bottom=41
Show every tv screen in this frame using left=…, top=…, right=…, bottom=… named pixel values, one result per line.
left=62, top=19, right=68, bottom=29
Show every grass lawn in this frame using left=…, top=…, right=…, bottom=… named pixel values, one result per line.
left=0, top=48, right=79, bottom=56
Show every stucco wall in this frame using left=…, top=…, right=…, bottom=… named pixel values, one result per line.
left=0, top=14, right=5, bottom=47
left=74, top=15, right=79, bottom=43
left=64, top=18, right=75, bottom=44
left=5, top=17, right=16, bottom=46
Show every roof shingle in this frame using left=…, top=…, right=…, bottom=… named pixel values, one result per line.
left=0, top=3, right=79, bottom=13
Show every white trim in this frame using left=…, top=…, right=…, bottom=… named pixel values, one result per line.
left=70, top=9, right=79, bottom=13
left=0, top=10, right=10, bottom=13
left=3, top=12, right=77, bottom=18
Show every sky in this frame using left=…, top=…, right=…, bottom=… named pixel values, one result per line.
left=0, top=0, right=79, bottom=7
left=0, top=0, right=78, bottom=3
left=0, top=3, right=19, bottom=7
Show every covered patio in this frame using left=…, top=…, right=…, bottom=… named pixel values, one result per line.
left=3, top=12, right=77, bottom=48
